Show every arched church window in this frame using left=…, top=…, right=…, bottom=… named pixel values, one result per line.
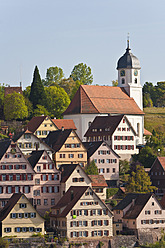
left=135, top=78, right=137, bottom=84
left=121, top=78, right=125, bottom=84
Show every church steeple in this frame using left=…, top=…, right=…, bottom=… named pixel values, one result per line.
left=117, top=39, right=143, bottom=110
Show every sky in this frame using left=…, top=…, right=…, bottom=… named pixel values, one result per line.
left=0, top=0, right=165, bottom=89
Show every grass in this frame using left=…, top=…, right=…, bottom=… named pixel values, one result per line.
left=144, top=107, right=165, bottom=133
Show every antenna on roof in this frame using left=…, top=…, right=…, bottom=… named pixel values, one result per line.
left=127, top=32, right=130, bottom=49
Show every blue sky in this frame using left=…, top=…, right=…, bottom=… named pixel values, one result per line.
left=0, top=0, right=165, bottom=88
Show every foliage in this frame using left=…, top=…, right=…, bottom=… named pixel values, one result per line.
left=31, top=232, right=44, bottom=238
left=43, top=66, right=64, bottom=86
left=132, top=146, right=157, bottom=168
left=106, top=188, right=119, bottom=199
left=112, top=79, right=118, bottom=87
left=85, top=160, right=99, bottom=175
left=58, top=78, right=81, bottom=100
left=0, top=237, right=9, bottom=248
left=29, top=66, right=46, bottom=109
left=23, top=86, right=31, bottom=99
left=4, top=92, right=28, bottom=120
left=125, top=165, right=157, bottom=193
left=33, top=105, right=49, bottom=117
left=119, top=160, right=130, bottom=181
left=24, top=97, right=33, bottom=119
left=98, top=241, right=104, bottom=248
left=109, top=199, right=117, bottom=207
left=44, top=86, right=70, bottom=118
left=0, top=133, right=8, bottom=140
left=143, top=81, right=165, bottom=107
left=70, top=63, right=93, bottom=85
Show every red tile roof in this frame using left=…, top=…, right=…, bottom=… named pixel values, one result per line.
left=52, top=119, right=77, bottom=130
left=144, top=128, right=152, bottom=136
left=4, top=87, right=23, bottom=96
left=88, top=175, right=108, bottom=187
left=63, top=85, right=144, bottom=115
left=158, top=157, right=165, bottom=170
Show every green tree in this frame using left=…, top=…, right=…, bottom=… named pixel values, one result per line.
left=29, top=66, right=46, bottom=108
left=33, top=105, right=49, bottom=117
left=4, top=92, right=28, bottom=120
left=112, top=79, right=118, bottom=87
left=126, top=165, right=156, bottom=193
left=70, top=63, right=93, bottom=85
left=58, top=77, right=81, bottom=100
left=24, top=97, right=33, bottom=119
left=119, top=160, right=130, bottom=182
left=0, top=237, right=9, bottom=248
left=45, top=86, right=70, bottom=118
left=143, top=93, right=153, bottom=107
left=43, top=66, right=64, bottom=86
left=155, top=81, right=165, bottom=107
left=23, top=86, right=31, bottom=99
left=85, top=160, right=99, bottom=175
left=132, top=146, right=157, bottom=168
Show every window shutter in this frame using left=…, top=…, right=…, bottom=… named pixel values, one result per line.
left=100, top=209, right=102, bottom=215
left=20, top=174, right=22, bottom=180
left=118, top=145, right=120, bottom=150
left=71, top=222, right=73, bottom=227
left=101, top=230, right=103, bottom=236
left=6, top=175, right=9, bottom=181
left=57, top=175, right=59, bottom=180
left=71, top=232, right=73, bottom=237
left=77, top=221, right=79, bottom=227
left=48, top=164, right=50, bottom=169
left=52, top=187, right=54, bottom=193
left=92, top=231, right=94, bottom=237
left=101, top=220, right=103, bottom=226
left=43, top=164, right=46, bottom=169
left=77, top=211, right=79, bottom=216
left=107, top=220, right=109, bottom=225
left=41, top=175, right=43, bottom=181
left=26, top=174, right=28, bottom=180
left=41, top=187, right=43, bottom=193
left=12, top=187, right=15, bottom=193
left=46, top=175, right=48, bottom=181
left=0, top=175, right=1, bottom=181
left=107, top=230, right=109, bottom=236
left=31, top=175, right=33, bottom=180
left=6, top=187, right=8, bottom=193
left=86, top=221, right=88, bottom=226
left=92, top=221, right=94, bottom=226
left=86, top=231, right=88, bottom=237
left=13, top=174, right=16, bottom=180
left=47, top=187, right=49, bottom=193
left=71, top=211, right=73, bottom=216
left=14, top=165, right=16, bottom=169
left=86, top=210, right=88, bottom=216
left=128, top=145, right=130, bottom=150
left=91, top=210, right=93, bottom=216
left=118, top=136, right=120, bottom=141
left=23, top=187, right=25, bottom=193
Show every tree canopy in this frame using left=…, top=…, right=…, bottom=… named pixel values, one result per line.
left=44, top=86, right=70, bottom=118
left=70, top=63, right=93, bottom=85
left=29, top=66, right=46, bottom=108
left=126, top=165, right=156, bottom=193
left=85, top=160, right=99, bottom=175
left=4, top=92, right=28, bottom=120
left=43, top=66, right=64, bottom=86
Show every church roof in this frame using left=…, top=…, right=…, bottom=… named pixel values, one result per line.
left=117, top=44, right=141, bottom=69
left=63, top=85, right=144, bottom=116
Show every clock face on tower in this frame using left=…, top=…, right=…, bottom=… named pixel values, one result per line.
left=134, top=70, right=138, bottom=76
left=120, top=70, right=125, bottom=77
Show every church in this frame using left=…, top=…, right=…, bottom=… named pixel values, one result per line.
left=63, top=41, right=144, bottom=148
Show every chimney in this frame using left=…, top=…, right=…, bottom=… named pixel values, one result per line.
left=71, top=190, right=74, bottom=201
left=61, top=126, right=64, bottom=131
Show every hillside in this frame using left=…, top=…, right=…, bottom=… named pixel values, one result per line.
left=144, top=107, right=165, bottom=133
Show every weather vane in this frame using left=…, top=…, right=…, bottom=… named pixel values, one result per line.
left=127, top=32, right=130, bottom=48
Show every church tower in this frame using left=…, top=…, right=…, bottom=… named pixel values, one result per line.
left=117, top=39, right=143, bottom=110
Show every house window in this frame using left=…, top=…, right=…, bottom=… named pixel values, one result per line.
left=15, top=227, right=21, bottom=232
left=15, top=186, right=19, bottom=193
left=37, top=199, right=41, bottom=205
left=51, top=199, right=55, bottom=205
left=113, top=168, right=116, bottom=173
left=145, top=210, right=150, bottom=215
left=7, top=186, right=12, bottom=194
left=8, top=165, right=13, bottom=170
left=43, top=186, right=47, bottom=193
left=44, top=199, right=48, bottom=205
left=4, top=228, right=11, bottom=233
left=9, top=175, right=13, bottom=181
left=84, top=210, right=88, bottom=216
left=48, top=175, right=52, bottom=181
left=2, top=175, right=6, bottom=181
left=43, top=175, right=47, bottom=181
left=135, top=78, right=137, bottom=84
left=37, top=166, right=41, bottom=172
left=104, top=230, right=108, bottom=236
left=104, top=220, right=108, bottom=226
left=30, top=213, right=36, bottom=218
left=35, top=179, right=40, bottom=185
left=78, top=154, right=83, bottom=158
left=42, top=131, right=47, bottom=135
left=54, top=186, right=59, bottom=193
left=18, top=213, right=23, bottom=218
left=121, top=78, right=125, bottom=84
left=69, top=154, right=74, bottom=158
left=24, top=186, right=30, bottom=194
left=83, top=221, right=87, bottom=226
left=16, top=174, right=20, bottom=181
left=152, top=202, right=154, bottom=206
left=11, top=213, right=17, bottom=218
left=98, top=209, right=102, bottom=215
